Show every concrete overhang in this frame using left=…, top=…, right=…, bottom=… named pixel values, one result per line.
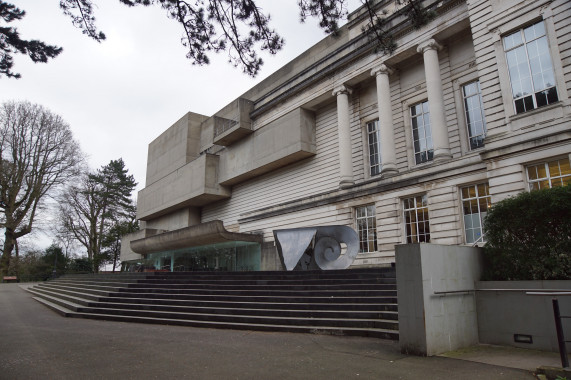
left=212, top=98, right=255, bottom=146
left=130, top=220, right=263, bottom=255
left=137, top=153, right=231, bottom=221
left=218, top=107, right=316, bottom=186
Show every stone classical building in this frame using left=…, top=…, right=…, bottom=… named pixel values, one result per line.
left=121, top=0, right=571, bottom=272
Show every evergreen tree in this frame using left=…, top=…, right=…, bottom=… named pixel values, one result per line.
left=59, top=159, right=137, bottom=273
left=101, top=218, right=139, bottom=273
left=42, top=244, right=67, bottom=278
left=0, top=2, right=62, bottom=78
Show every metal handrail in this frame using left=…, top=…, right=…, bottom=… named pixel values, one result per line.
left=433, top=289, right=475, bottom=295
left=552, top=298, right=570, bottom=368
left=527, top=291, right=571, bottom=296
left=433, top=288, right=571, bottom=296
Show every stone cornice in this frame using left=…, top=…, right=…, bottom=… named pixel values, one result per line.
left=249, top=0, right=462, bottom=120
left=238, top=158, right=486, bottom=224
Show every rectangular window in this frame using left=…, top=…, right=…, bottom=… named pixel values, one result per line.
left=403, top=195, right=430, bottom=243
left=462, top=81, right=486, bottom=149
left=356, top=205, right=377, bottom=253
left=410, top=101, right=433, bottom=164
left=526, top=158, right=571, bottom=191
left=461, top=183, right=491, bottom=244
left=367, top=120, right=382, bottom=176
left=503, top=21, right=558, bottom=114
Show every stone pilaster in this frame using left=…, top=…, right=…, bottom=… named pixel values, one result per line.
left=417, top=39, right=451, bottom=160
left=371, top=64, right=398, bottom=176
left=332, top=85, right=354, bottom=188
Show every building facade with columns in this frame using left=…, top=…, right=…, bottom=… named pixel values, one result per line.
left=121, top=0, right=571, bottom=271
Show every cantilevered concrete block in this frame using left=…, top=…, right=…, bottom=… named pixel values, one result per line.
left=212, top=98, right=254, bottom=146
left=137, top=154, right=230, bottom=220
left=218, top=107, right=316, bottom=186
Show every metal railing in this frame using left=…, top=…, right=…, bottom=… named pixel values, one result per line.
left=552, top=298, right=570, bottom=368
left=434, top=288, right=571, bottom=296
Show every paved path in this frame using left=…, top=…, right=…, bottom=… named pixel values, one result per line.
left=0, top=284, right=535, bottom=380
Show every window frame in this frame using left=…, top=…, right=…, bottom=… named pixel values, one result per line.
left=490, top=4, right=569, bottom=127
left=402, top=194, right=430, bottom=244
left=526, top=157, right=571, bottom=191
left=461, top=80, right=487, bottom=150
left=502, top=21, right=559, bottom=114
left=355, top=204, right=378, bottom=254
left=409, top=100, right=434, bottom=165
left=460, top=183, right=492, bottom=245
left=365, top=119, right=382, bottom=177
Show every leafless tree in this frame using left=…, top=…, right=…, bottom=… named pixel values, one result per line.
left=0, top=101, right=83, bottom=277
left=58, top=174, right=102, bottom=272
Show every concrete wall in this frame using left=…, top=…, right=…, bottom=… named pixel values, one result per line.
left=476, top=281, right=571, bottom=352
left=218, top=107, right=316, bottom=186
left=145, top=112, right=207, bottom=186
left=260, top=242, right=283, bottom=271
left=137, top=154, right=231, bottom=220
left=120, top=229, right=167, bottom=262
left=396, top=243, right=483, bottom=356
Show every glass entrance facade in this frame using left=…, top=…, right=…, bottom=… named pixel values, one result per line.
left=124, top=241, right=261, bottom=272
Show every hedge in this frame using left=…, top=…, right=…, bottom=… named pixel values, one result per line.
left=483, top=184, right=571, bottom=280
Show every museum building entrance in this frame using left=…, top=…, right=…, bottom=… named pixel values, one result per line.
left=125, top=241, right=260, bottom=272
left=124, top=220, right=263, bottom=272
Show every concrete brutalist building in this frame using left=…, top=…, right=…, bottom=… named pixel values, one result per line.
left=121, top=0, right=571, bottom=272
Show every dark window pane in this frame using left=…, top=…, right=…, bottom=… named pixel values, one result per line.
left=547, top=87, right=558, bottom=104
left=470, top=136, right=484, bottom=149
left=536, top=90, right=547, bottom=107
left=523, top=95, right=535, bottom=112
left=515, top=98, right=525, bottom=114
left=427, top=150, right=434, bottom=161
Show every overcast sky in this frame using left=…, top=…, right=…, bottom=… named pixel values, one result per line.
left=2, top=0, right=359, bottom=192
left=1, top=0, right=360, bottom=249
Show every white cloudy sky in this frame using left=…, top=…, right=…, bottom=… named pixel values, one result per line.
left=2, top=0, right=360, bottom=192
left=1, top=0, right=361, bottom=249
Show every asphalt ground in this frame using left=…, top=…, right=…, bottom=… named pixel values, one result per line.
left=0, top=283, right=536, bottom=380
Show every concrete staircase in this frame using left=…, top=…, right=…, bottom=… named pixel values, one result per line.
left=26, top=268, right=398, bottom=340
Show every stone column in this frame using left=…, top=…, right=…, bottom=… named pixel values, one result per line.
left=333, top=85, right=354, bottom=188
left=417, top=39, right=451, bottom=160
left=371, top=64, right=398, bottom=176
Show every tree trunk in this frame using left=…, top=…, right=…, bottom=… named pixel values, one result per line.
left=0, top=230, right=16, bottom=278
left=112, top=238, right=119, bottom=273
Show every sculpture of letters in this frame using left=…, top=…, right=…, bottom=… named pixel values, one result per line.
left=273, top=225, right=359, bottom=270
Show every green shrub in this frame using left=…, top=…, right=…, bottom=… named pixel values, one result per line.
left=483, top=184, right=571, bottom=280
left=67, top=257, right=93, bottom=273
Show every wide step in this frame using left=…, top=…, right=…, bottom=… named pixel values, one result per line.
left=27, top=268, right=399, bottom=340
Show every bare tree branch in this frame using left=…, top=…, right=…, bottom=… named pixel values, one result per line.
left=0, top=101, right=83, bottom=277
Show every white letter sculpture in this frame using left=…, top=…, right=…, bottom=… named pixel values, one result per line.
left=273, top=225, right=359, bottom=270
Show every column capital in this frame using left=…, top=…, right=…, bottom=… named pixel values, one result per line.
left=417, top=38, right=442, bottom=54
left=371, top=64, right=393, bottom=77
left=332, top=84, right=352, bottom=97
